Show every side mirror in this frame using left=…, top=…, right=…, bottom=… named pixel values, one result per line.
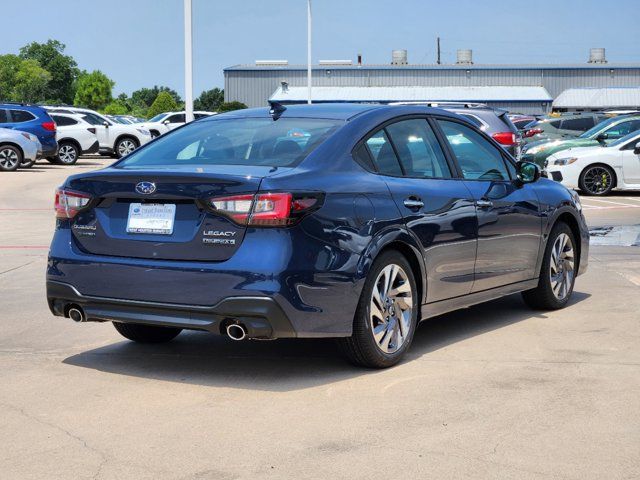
left=517, top=161, right=541, bottom=184
left=162, top=119, right=170, bottom=125
left=596, top=132, right=608, bottom=143
left=634, top=141, right=640, bottom=155
left=102, top=120, right=109, bottom=127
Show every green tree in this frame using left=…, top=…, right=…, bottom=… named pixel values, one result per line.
left=194, top=88, right=224, bottom=111
left=218, top=101, right=248, bottom=113
left=131, top=86, right=182, bottom=108
left=74, top=70, right=114, bottom=110
left=103, top=101, right=129, bottom=115
left=12, top=59, right=51, bottom=103
left=19, top=40, right=78, bottom=104
left=0, top=54, right=22, bottom=99
left=146, top=91, right=178, bottom=118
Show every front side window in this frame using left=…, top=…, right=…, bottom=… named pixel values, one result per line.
left=365, top=129, right=402, bottom=176
left=81, top=113, right=107, bottom=126
left=167, top=114, right=186, bottom=123
left=438, top=120, right=510, bottom=181
left=117, top=117, right=342, bottom=169
left=0, top=109, right=7, bottom=123
left=604, top=119, right=640, bottom=139
left=10, top=110, right=36, bottom=123
left=148, top=113, right=168, bottom=122
left=385, top=119, right=451, bottom=179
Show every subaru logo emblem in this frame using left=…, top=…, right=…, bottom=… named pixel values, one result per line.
left=135, top=181, right=156, bottom=195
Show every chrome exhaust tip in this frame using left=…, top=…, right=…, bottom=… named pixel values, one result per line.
left=226, top=323, right=248, bottom=341
left=68, top=306, right=85, bottom=323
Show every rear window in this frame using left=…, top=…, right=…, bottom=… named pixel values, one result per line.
left=116, top=117, right=343, bottom=169
left=10, top=109, right=36, bottom=123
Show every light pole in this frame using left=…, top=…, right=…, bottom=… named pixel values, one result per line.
left=307, top=0, right=312, bottom=104
left=184, top=0, right=194, bottom=122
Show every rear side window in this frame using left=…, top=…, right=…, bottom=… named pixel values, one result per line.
left=549, top=120, right=561, bottom=129
left=385, top=119, right=451, bottom=179
left=52, top=115, right=77, bottom=126
left=10, top=109, right=36, bottom=123
left=561, top=117, right=594, bottom=131
left=438, top=120, right=510, bottom=181
left=459, top=113, right=483, bottom=128
left=0, top=109, right=7, bottom=123
left=117, top=118, right=342, bottom=169
left=365, top=129, right=403, bottom=176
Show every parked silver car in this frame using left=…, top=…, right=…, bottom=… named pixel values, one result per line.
left=0, top=127, right=40, bottom=172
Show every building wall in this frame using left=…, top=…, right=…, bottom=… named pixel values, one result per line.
left=224, top=66, right=640, bottom=113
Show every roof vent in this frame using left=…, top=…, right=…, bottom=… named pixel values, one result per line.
left=456, top=49, right=473, bottom=65
left=391, top=50, right=408, bottom=65
left=588, top=48, right=607, bottom=64
left=319, top=60, right=353, bottom=65
left=255, top=60, right=289, bottom=66
left=280, top=81, right=289, bottom=93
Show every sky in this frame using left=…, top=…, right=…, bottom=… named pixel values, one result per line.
left=2, top=0, right=640, bottom=99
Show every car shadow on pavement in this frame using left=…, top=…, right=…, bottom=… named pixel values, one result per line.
left=62, top=291, right=590, bottom=392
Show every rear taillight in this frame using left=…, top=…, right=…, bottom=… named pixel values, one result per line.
left=492, top=132, right=517, bottom=146
left=42, top=121, right=56, bottom=132
left=54, top=188, right=92, bottom=219
left=523, top=128, right=543, bottom=138
left=87, top=127, right=96, bottom=134
left=209, top=192, right=322, bottom=227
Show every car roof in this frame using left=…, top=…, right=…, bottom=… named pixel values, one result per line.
left=204, top=102, right=475, bottom=122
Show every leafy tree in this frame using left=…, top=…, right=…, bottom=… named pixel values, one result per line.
left=131, top=86, right=182, bottom=108
left=194, top=88, right=224, bottom=111
left=74, top=70, right=114, bottom=110
left=19, top=40, right=78, bottom=104
left=12, top=59, right=51, bottom=103
left=218, top=101, right=248, bottom=113
left=146, top=91, right=178, bottom=118
left=0, top=54, right=22, bottom=100
left=103, top=101, right=129, bottom=115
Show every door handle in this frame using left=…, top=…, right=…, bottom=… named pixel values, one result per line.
left=476, top=199, right=493, bottom=209
left=403, top=197, right=424, bottom=209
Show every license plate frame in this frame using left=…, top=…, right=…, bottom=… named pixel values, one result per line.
left=126, top=203, right=176, bottom=235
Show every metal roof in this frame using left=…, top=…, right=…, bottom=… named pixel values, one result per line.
left=270, top=86, right=553, bottom=104
left=225, top=63, right=640, bottom=72
left=553, top=87, right=640, bottom=108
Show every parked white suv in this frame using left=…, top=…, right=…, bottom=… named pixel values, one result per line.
left=48, top=113, right=99, bottom=165
left=46, top=107, right=152, bottom=158
left=141, top=111, right=215, bottom=138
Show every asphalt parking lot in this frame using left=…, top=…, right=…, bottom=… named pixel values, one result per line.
left=1, top=158, right=639, bottom=479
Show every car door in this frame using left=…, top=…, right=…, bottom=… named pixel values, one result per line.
left=361, top=118, right=478, bottom=302
left=621, top=137, right=640, bottom=184
left=435, top=118, right=542, bottom=292
left=81, top=113, right=109, bottom=149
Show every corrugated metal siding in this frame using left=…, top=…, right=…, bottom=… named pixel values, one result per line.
left=225, top=66, right=640, bottom=111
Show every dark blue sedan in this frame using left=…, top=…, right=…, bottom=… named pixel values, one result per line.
left=47, top=104, right=588, bottom=368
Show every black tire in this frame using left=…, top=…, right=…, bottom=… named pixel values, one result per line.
left=46, top=156, right=58, bottom=164
left=114, top=137, right=139, bottom=158
left=338, top=250, right=419, bottom=368
left=522, top=222, right=577, bottom=310
left=112, top=322, right=182, bottom=343
left=0, top=145, right=22, bottom=172
left=579, top=164, right=615, bottom=196
left=56, top=142, right=80, bottom=165
left=20, top=157, right=36, bottom=168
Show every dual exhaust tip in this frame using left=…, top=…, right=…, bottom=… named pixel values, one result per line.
left=67, top=304, right=250, bottom=341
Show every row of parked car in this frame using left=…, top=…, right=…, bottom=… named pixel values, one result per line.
left=510, top=111, right=640, bottom=195
left=0, top=102, right=215, bottom=171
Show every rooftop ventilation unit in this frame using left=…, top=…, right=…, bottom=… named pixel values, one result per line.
left=391, top=50, right=408, bottom=65
left=588, top=48, right=607, bottom=64
left=255, top=60, right=289, bottom=66
left=456, top=49, right=473, bottom=65
left=319, top=60, right=353, bottom=65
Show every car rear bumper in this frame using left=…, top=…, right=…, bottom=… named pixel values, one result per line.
left=47, top=280, right=296, bottom=339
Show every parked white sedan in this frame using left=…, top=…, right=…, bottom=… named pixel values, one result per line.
left=546, top=131, right=640, bottom=195
left=141, top=111, right=215, bottom=138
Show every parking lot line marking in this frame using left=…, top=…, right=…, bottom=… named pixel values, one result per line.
left=0, top=246, right=49, bottom=249
left=581, top=198, right=639, bottom=207
left=0, top=208, right=51, bottom=211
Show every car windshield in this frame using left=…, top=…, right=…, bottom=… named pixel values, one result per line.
left=606, top=131, right=640, bottom=148
left=579, top=116, right=618, bottom=138
left=116, top=117, right=343, bottom=169
left=148, top=113, right=168, bottom=122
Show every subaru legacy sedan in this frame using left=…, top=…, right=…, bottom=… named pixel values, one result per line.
left=47, top=104, right=588, bottom=368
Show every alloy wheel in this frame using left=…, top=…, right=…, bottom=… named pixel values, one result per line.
left=549, top=232, right=575, bottom=301
left=58, top=145, right=77, bottom=164
left=369, top=264, right=413, bottom=354
left=0, top=148, right=19, bottom=170
left=583, top=166, right=612, bottom=195
left=118, top=139, right=136, bottom=156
